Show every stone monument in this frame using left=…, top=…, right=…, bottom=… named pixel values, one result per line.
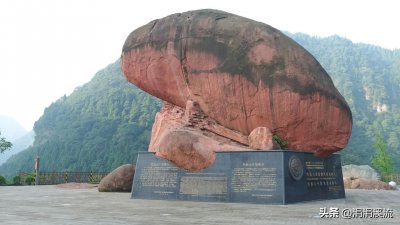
left=121, top=9, right=352, bottom=204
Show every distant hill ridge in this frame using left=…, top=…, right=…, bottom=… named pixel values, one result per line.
left=0, top=115, right=27, bottom=141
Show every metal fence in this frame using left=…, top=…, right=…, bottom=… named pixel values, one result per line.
left=382, top=174, right=400, bottom=183
left=38, top=171, right=109, bottom=185
left=19, top=171, right=109, bottom=185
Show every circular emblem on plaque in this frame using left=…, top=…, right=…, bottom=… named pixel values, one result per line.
left=288, top=155, right=304, bottom=181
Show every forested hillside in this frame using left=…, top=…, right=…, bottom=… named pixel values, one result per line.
left=1, top=33, right=399, bottom=178
left=288, top=33, right=400, bottom=168
left=0, top=60, right=161, bottom=178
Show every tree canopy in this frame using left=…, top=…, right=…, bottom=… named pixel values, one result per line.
left=372, top=134, right=395, bottom=177
left=0, top=131, right=12, bottom=153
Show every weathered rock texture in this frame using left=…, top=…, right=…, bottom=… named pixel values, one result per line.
left=343, top=177, right=394, bottom=190
left=342, top=165, right=380, bottom=181
left=248, top=127, right=280, bottom=150
left=150, top=101, right=252, bottom=170
left=98, top=164, right=135, bottom=192
left=121, top=9, right=352, bottom=170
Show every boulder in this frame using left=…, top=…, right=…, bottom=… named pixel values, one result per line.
left=98, top=164, right=135, bottom=192
left=343, top=177, right=394, bottom=190
left=150, top=102, right=256, bottom=171
left=121, top=9, right=353, bottom=170
left=389, top=181, right=397, bottom=190
left=342, top=165, right=380, bottom=180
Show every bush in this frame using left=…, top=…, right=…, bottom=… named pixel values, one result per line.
left=372, top=134, right=395, bottom=178
left=13, top=176, right=21, bottom=185
left=0, top=175, right=6, bottom=185
left=25, top=176, right=35, bottom=185
left=89, top=174, right=103, bottom=184
left=272, top=134, right=289, bottom=149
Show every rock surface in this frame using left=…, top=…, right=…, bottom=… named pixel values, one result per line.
left=121, top=9, right=352, bottom=157
left=98, top=164, right=135, bottom=192
left=342, top=164, right=380, bottom=180
left=150, top=102, right=253, bottom=170
left=388, top=181, right=398, bottom=190
left=248, top=127, right=280, bottom=150
left=343, top=177, right=394, bottom=190
left=121, top=9, right=352, bottom=170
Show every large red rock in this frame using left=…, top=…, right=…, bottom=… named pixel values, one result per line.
left=121, top=9, right=352, bottom=157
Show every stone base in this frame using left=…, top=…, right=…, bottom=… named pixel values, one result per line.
left=131, top=151, right=345, bottom=204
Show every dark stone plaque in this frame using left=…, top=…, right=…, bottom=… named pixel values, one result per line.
left=283, top=152, right=345, bottom=203
left=132, top=151, right=345, bottom=204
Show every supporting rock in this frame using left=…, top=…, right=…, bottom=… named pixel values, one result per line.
left=248, top=127, right=280, bottom=150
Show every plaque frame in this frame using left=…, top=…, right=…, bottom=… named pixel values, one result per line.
left=131, top=150, right=345, bottom=204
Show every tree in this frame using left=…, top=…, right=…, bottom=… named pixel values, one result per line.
left=24, top=175, right=35, bottom=185
left=371, top=134, right=395, bottom=178
left=0, top=175, right=6, bottom=185
left=0, top=131, right=12, bottom=153
left=13, top=175, right=21, bottom=185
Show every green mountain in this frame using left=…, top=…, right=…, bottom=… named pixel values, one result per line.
left=1, top=33, right=399, bottom=178
left=287, top=33, right=400, bottom=168
left=0, top=60, right=161, bottom=178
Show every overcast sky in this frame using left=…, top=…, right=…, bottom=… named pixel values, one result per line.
left=1, top=0, right=399, bottom=131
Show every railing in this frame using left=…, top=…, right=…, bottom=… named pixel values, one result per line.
left=382, top=174, right=400, bottom=183
left=17, top=172, right=35, bottom=185
left=38, top=171, right=109, bottom=185
left=20, top=171, right=109, bottom=185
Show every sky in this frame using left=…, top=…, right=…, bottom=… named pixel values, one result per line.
left=0, top=0, right=399, bottom=131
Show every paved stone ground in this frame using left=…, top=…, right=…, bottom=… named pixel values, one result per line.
left=0, top=185, right=399, bottom=225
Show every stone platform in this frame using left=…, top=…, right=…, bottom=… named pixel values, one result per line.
left=132, top=151, right=345, bottom=204
left=0, top=186, right=398, bottom=224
